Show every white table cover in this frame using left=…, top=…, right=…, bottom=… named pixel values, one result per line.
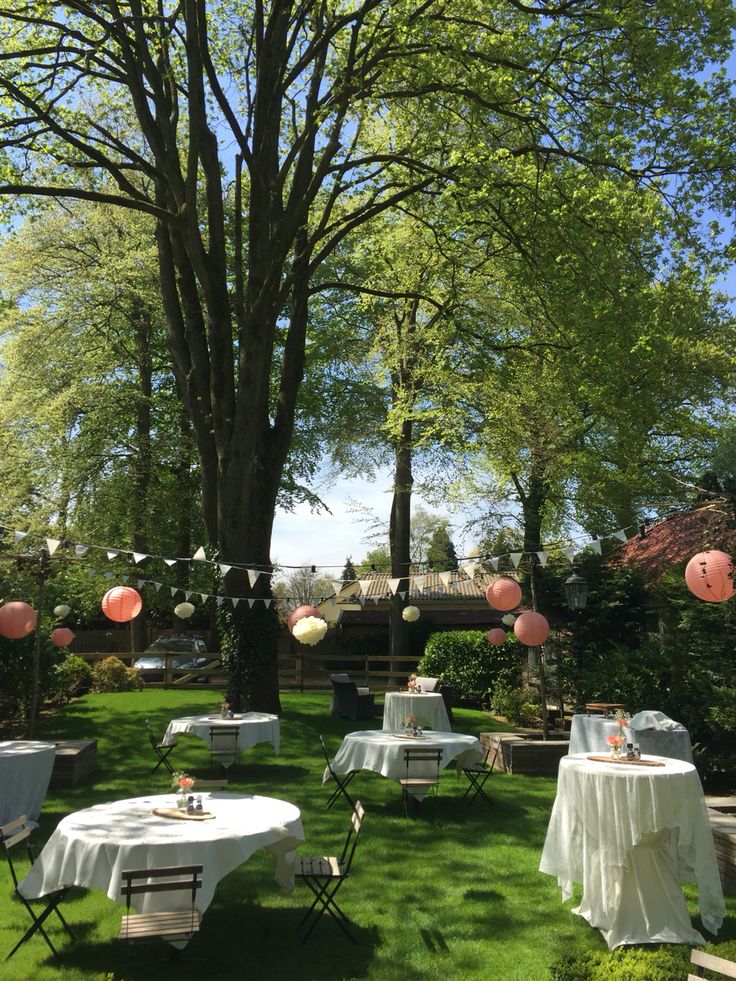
left=0, top=740, right=56, bottom=829
left=568, top=714, right=693, bottom=763
left=539, top=754, right=724, bottom=949
left=326, top=730, right=481, bottom=783
left=382, top=692, right=450, bottom=732
left=19, top=792, right=303, bottom=915
left=162, top=712, right=280, bottom=755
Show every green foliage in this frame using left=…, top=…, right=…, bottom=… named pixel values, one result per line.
left=50, top=654, right=93, bottom=703
left=426, top=524, right=458, bottom=571
left=419, top=630, right=523, bottom=705
left=490, top=685, right=541, bottom=727
left=550, top=940, right=736, bottom=980
left=90, top=656, right=143, bottom=693
left=0, top=631, right=60, bottom=726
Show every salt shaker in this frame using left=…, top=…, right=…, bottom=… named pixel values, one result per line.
left=195, top=795, right=203, bottom=813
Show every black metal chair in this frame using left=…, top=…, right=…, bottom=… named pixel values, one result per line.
left=208, top=725, right=239, bottom=770
left=145, top=718, right=175, bottom=775
left=120, top=864, right=203, bottom=948
left=1, top=815, right=74, bottom=961
left=294, top=802, right=364, bottom=943
left=458, top=741, right=499, bottom=807
left=398, top=747, right=443, bottom=820
left=329, top=674, right=375, bottom=720
left=319, top=735, right=357, bottom=810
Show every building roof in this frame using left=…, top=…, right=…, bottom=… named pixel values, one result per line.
left=330, top=570, right=505, bottom=602
left=611, top=507, right=736, bottom=580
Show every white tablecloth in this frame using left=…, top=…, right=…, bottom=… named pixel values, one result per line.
left=568, top=714, right=693, bottom=763
left=19, top=793, right=303, bottom=915
left=326, top=730, right=481, bottom=783
left=539, top=754, right=724, bottom=949
left=382, top=692, right=450, bottom=732
left=162, top=713, right=280, bottom=755
left=0, top=740, right=56, bottom=829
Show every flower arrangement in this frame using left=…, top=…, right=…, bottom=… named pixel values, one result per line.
left=171, top=771, right=194, bottom=792
left=402, top=605, right=420, bottom=622
left=219, top=700, right=230, bottom=716
left=292, top=615, right=328, bottom=646
left=607, top=734, right=626, bottom=757
left=614, top=709, right=631, bottom=730
left=407, top=672, right=417, bottom=690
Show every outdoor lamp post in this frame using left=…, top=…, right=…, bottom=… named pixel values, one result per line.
left=564, top=569, right=589, bottom=713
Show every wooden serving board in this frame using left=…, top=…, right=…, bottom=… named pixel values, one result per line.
left=586, top=755, right=665, bottom=767
left=391, top=733, right=430, bottom=740
left=153, top=807, right=216, bottom=821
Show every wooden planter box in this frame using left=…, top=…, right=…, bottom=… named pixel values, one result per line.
left=708, top=806, right=736, bottom=896
left=50, top=739, right=97, bottom=788
left=480, top=732, right=570, bottom=777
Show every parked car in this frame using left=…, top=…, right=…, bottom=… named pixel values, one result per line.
left=133, top=635, right=210, bottom=681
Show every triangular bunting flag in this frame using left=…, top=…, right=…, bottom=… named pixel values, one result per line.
left=164, top=558, right=177, bottom=567
left=413, top=575, right=427, bottom=593
left=373, top=597, right=380, bottom=604
left=218, top=564, right=232, bottom=577
left=45, top=538, right=62, bottom=556
left=200, top=593, right=210, bottom=602
left=248, top=598, right=256, bottom=608
left=510, top=552, right=523, bottom=568
left=358, top=579, right=371, bottom=595
left=247, top=569, right=261, bottom=587
left=192, top=545, right=207, bottom=561
left=263, top=599, right=272, bottom=608
left=170, top=587, right=178, bottom=596
left=332, top=581, right=343, bottom=595
left=137, top=579, right=145, bottom=588
left=439, top=571, right=453, bottom=588
left=357, top=594, right=365, bottom=605
left=461, top=561, right=477, bottom=580
left=387, top=578, right=402, bottom=595
left=216, top=596, right=224, bottom=606
left=612, top=529, right=628, bottom=542
left=121, top=575, right=129, bottom=583
left=153, top=581, right=162, bottom=591
left=14, top=530, right=28, bottom=542
left=75, top=544, right=89, bottom=557
left=184, top=591, right=192, bottom=600
left=536, top=551, right=549, bottom=567
left=489, top=557, right=499, bottom=571
left=132, top=552, right=148, bottom=564
left=106, top=549, right=119, bottom=560
left=230, top=597, right=239, bottom=607
left=398, top=591, right=406, bottom=600
left=563, top=547, right=576, bottom=563
left=103, top=571, right=114, bottom=580
left=590, top=538, right=602, bottom=555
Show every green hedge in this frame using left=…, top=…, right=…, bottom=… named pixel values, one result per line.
left=418, top=630, right=524, bottom=705
left=549, top=940, right=736, bottom=980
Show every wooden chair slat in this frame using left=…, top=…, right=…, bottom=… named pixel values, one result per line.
left=691, top=948, right=736, bottom=978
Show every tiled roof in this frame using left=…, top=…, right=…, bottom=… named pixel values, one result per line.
left=335, top=571, right=505, bottom=602
left=610, top=507, right=736, bottom=580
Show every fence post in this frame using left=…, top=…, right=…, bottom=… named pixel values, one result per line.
left=296, top=650, right=303, bottom=692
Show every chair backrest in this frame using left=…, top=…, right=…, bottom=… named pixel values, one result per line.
left=483, top=740, right=500, bottom=772
left=329, top=673, right=351, bottom=684
left=208, top=726, right=239, bottom=751
left=0, top=815, right=33, bottom=890
left=690, top=948, right=736, bottom=979
left=403, top=747, right=443, bottom=780
left=144, top=717, right=159, bottom=749
left=120, top=865, right=203, bottom=914
left=414, top=676, right=438, bottom=692
left=338, top=802, right=365, bottom=872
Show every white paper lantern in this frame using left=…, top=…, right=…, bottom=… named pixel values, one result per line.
left=501, top=613, right=516, bottom=626
left=53, top=604, right=71, bottom=618
left=174, top=601, right=195, bottom=619
left=402, top=605, right=420, bottom=622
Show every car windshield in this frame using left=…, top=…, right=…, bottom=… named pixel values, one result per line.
left=145, top=636, right=203, bottom=654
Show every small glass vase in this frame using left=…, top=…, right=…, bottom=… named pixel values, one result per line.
left=610, top=744, right=622, bottom=760
left=176, top=790, right=188, bottom=811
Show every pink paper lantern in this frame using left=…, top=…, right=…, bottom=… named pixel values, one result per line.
left=51, top=627, right=75, bottom=648
left=287, top=604, right=322, bottom=633
left=513, top=611, right=549, bottom=647
left=485, top=578, right=522, bottom=611
left=101, top=586, right=143, bottom=623
left=685, top=550, right=734, bottom=603
left=486, top=628, right=506, bottom=646
left=0, top=601, right=37, bottom=640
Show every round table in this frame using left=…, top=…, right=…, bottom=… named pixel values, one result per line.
left=382, top=692, right=450, bottom=732
left=0, top=740, right=56, bottom=829
left=326, top=729, right=481, bottom=783
left=162, top=712, right=280, bottom=755
left=568, top=714, right=693, bottom=763
left=19, top=792, right=304, bottom=915
left=539, top=753, right=724, bottom=949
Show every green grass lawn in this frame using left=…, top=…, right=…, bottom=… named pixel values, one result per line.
left=0, top=690, right=734, bottom=981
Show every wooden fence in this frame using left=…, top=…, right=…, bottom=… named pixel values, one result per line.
left=79, top=650, right=419, bottom=691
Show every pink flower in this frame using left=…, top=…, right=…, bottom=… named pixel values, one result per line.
left=607, top=734, right=617, bottom=746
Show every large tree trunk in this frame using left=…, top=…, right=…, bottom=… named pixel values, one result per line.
left=131, top=306, right=153, bottom=654
left=389, top=418, right=414, bottom=671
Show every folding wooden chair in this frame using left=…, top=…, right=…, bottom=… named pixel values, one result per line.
left=398, top=748, right=442, bottom=820
left=294, top=802, right=364, bottom=943
left=320, top=735, right=356, bottom=810
left=458, top=741, right=499, bottom=807
left=1, top=815, right=74, bottom=962
left=689, top=948, right=736, bottom=979
left=119, top=864, right=203, bottom=948
left=208, top=726, right=239, bottom=770
left=145, top=718, right=175, bottom=775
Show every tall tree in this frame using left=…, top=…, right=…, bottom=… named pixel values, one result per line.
left=1, top=0, right=733, bottom=707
